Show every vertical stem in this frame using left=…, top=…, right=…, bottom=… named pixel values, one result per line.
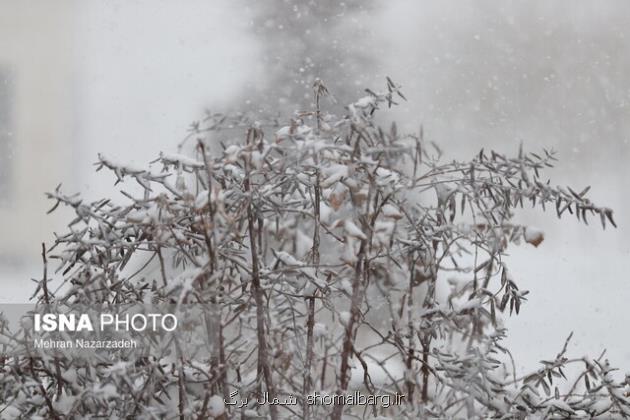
left=219, top=321, right=228, bottom=401
left=41, top=243, right=50, bottom=305
left=29, top=357, right=60, bottom=420
left=303, top=170, right=321, bottom=420
left=421, top=339, right=430, bottom=403
left=331, top=239, right=367, bottom=420
left=244, top=129, right=278, bottom=420
left=419, top=224, right=441, bottom=403
left=198, top=141, right=228, bottom=399
left=406, top=254, right=415, bottom=403
left=332, top=166, right=376, bottom=420
left=304, top=84, right=323, bottom=417
left=157, top=246, right=168, bottom=287
left=178, top=366, right=185, bottom=420
left=42, top=243, right=63, bottom=400
left=320, top=344, right=328, bottom=389
left=311, top=171, right=321, bottom=266
left=420, top=285, right=433, bottom=405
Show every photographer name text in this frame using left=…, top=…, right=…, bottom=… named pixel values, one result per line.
left=33, top=338, right=137, bottom=349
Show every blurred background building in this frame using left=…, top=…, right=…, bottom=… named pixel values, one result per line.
left=0, top=1, right=77, bottom=265
left=0, top=0, right=628, bottom=373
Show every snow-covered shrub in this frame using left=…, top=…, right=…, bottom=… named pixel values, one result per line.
left=0, top=79, right=627, bottom=419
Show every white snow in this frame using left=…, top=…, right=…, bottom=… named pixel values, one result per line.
left=0, top=405, right=22, bottom=420
left=160, top=153, right=204, bottom=168
left=381, top=203, right=403, bottom=219
left=524, top=226, right=545, bottom=247
left=434, top=182, right=453, bottom=204
left=375, top=167, right=400, bottom=185
left=339, top=311, right=351, bottom=326
left=321, top=164, right=349, bottom=188
left=544, top=398, right=574, bottom=414
left=337, top=278, right=353, bottom=295
left=275, top=251, right=302, bottom=266
left=313, top=322, right=328, bottom=338
left=354, top=96, right=376, bottom=108
left=195, top=190, right=209, bottom=209
left=207, top=395, right=226, bottom=417
left=590, top=399, right=612, bottom=415
left=223, top=145, right=241, bottom=163
left=344, top=220, right=367, bottom=240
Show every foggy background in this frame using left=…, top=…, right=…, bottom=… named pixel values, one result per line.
left=0, top=0, right=628, bottom=375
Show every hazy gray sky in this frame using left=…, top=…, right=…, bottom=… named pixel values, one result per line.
left=1, top=0, right=628, bottom=374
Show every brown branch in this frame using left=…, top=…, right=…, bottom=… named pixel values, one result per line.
left=29, top=356, right=61, bottom=420
left=244, top=128, right=279, bottom=420
left=331, top=239, right=367, bottom=420
left=303, top=169, right=321, bottom=420
left=41, top=243, right=50, bottom=305
left=406, top=253, right=416, bottom=403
